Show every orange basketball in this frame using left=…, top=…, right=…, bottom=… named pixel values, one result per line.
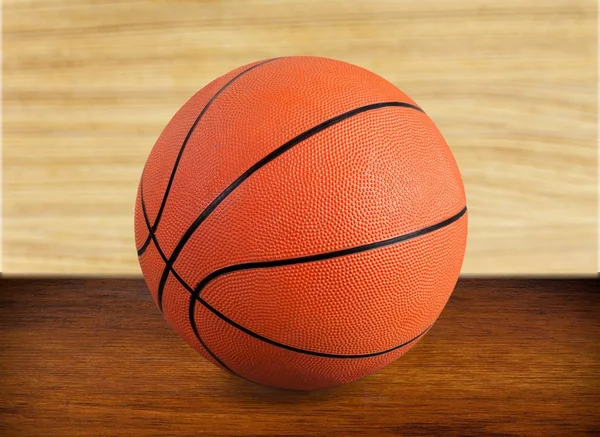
left=134, top=56, right=467, bottom=390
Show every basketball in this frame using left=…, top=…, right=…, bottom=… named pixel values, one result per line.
left=134, top=56, right=467, bottom=390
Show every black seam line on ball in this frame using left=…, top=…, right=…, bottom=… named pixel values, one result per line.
left=186, top=206, right=465, bottom=359
left=144, top=201, right=464, bottom=359
left=139, top=180, right=234, bottom=373
left=197, top=298, right=432, bottom=358
left=136, top=57, right=281, bottom=257
left=194, top=206, right=467, bottom=297
left=154, top=100, right=425, bottom=311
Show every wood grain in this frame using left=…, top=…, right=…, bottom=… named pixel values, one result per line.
left=0, top=278, right=598, bottom=436
left=2, top=0, right=597, bottom=274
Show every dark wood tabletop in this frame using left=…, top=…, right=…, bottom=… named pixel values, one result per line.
left=0, top=278, right=598, bottom=436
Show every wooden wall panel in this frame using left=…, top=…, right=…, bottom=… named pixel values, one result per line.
left=2, top=0, right=597, bottom=274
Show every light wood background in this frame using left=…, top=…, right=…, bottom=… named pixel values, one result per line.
left=2, top=0, right=597, bottom=275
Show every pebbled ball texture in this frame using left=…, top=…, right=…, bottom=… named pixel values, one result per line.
left=135, top=56, right=468, bottom=391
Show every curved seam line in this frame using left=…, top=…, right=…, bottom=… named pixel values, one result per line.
left=198, top=298, right=432, bottom=358
left=139, top=179, right=234, bottom=373
left=196, top=207, right=467, bottom=296
left=142, top=200, right=465, bottom=358
left=137, top=57, right=280, bottom=256
left=189, top=206, right=467, bottom=358
left=188, top=206, right=465, bottom=358
left=154, top=100, right=425, bottom=310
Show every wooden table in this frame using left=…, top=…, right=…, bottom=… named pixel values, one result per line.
left=1, top=278, right=598, bottom=436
